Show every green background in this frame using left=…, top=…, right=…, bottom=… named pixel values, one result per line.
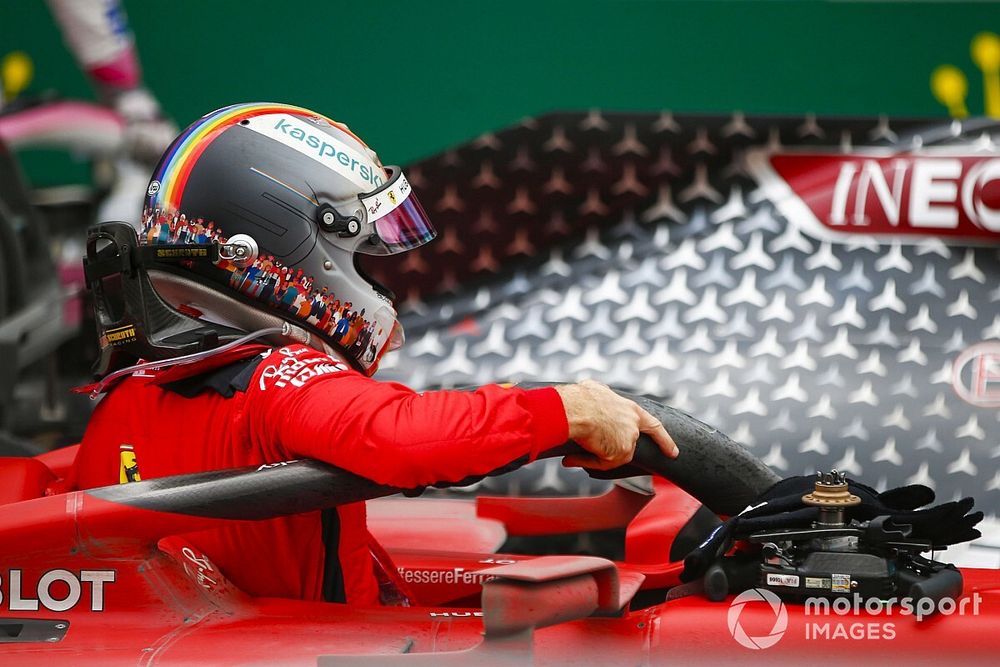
left=1, top=0, right=998, bottom=169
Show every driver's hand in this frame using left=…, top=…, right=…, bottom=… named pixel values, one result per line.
left=554, top=380, right=678, bottom=470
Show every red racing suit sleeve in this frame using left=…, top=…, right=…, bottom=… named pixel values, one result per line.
left=246, top=345, right=569, bottom=488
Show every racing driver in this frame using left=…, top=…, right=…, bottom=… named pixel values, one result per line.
left=72, top=103, right=678, bottom=606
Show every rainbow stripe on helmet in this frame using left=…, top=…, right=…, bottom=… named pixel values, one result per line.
left=147, top=102, right=368, bottom=212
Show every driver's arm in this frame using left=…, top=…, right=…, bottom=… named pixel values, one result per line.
left=248, top=346, right=566, bottom=487
left=246, top=346, right=676, bottom=488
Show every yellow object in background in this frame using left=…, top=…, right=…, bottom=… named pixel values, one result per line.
left=1, top=51, right=33, bottom=101
left=971, top=31, right=1000, bottom=118
left=933, top=31, right=1000, bottom=119
left=931, top=65, right=970, bottom=118
left=119, top=444, right=141, bottom=484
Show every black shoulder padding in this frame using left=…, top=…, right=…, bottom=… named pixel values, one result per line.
left=161, top=354, right=265, bottom=399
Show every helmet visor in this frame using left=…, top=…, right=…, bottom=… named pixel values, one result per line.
left=357, top=167, right=436, bottom=255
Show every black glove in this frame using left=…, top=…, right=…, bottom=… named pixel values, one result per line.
left=887, top=497, right=983, bottom=546
left=876, top=483, right=937, bottom=510
left=772, top=476, right=981, bottom=546
left=760, top=476, right=936, bottom=516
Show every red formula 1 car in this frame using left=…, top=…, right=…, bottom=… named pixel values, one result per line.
left=0, top=399, right=997, bottom=665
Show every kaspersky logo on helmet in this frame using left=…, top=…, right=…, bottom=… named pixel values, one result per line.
left=245, top=114, right=383, bottom=191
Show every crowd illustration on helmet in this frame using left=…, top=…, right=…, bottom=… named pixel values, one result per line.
left=141, top=208, right=383, bottom=364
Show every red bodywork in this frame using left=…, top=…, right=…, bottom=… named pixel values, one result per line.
left=0, top=448, right=998, bottom=665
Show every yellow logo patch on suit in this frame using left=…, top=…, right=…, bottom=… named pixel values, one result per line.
left=119, top=444, right=141, bottom=483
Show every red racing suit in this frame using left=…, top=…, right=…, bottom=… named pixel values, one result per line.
left=72, top=344, right=569, bottom=605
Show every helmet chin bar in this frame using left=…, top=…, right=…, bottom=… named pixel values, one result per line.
left=84, top=222, right=248, bottom=375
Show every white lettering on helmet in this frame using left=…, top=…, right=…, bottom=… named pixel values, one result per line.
left=245, top=114, right=384, bottom=191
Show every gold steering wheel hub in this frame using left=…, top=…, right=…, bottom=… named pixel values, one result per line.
left=802, top=470, right=861, bottom=507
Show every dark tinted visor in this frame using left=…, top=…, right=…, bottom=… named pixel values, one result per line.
left=357, top=167, right=436, bottom=255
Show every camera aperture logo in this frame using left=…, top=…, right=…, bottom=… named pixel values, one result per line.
left=727, top=588, right=788, bottom=650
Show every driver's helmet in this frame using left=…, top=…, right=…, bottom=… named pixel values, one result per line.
left=140, top=102, right=435, bottom=374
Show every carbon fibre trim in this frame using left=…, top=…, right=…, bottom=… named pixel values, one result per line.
left=87, top=459, right=399, bottom=520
